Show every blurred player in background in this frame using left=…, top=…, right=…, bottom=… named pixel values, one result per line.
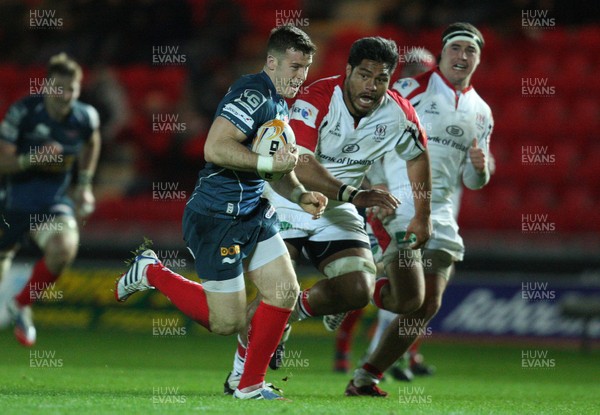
left=224, top=36, right=432, bottom=393
left=333, top=46, right=437, bottom=376
left=0, top=53, right=100, bottom=347
left=345, top=22, right=494, bottom=397
left=115, top=25, right=327, bottom=401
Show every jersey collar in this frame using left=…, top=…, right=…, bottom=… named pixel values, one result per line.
left=434, top=67, right=473, bottom=94
left=260, top=70, right=282, bottom=100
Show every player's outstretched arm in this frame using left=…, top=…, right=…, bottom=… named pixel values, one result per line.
left=405, top=150, right=432, bottom=249
left=295, top=150, right=399, bottom=210
left=270, top=171, right=327, bottom=219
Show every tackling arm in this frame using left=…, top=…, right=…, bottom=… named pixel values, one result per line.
left=270, top=171, right=328, bottom=219
left=294, top=148, right=399, bottom=210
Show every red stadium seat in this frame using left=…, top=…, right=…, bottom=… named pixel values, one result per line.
left=530, top=100, right=568, bottom=135
left=570, top=97, right=599, bottom=137
left=555, top=186, right=597, bottom=231
left=519, top=184, right=559, bottom=216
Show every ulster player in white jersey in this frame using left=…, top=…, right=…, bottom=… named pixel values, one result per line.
left=224, top=37, right=432, bottom=391
left=274, top=37, right=431, bottom=324
left=345, top=22, right=493, bottom=397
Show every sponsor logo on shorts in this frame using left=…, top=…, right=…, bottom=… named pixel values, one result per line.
left=221, top=244, right=240, bottom=264
left=220, top=245, right=240, bottom=256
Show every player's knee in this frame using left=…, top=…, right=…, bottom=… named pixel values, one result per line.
left=282, top=280, right=300, bottom=309
left=45, top=243, right=77, bottom=272
left=265, top=279, right=299, bottom=309
left=387, top=292, right=425, bottom=315
left=422, top=293, right=442, bottom=321
left=340, top=275, right=373, bottom=309
left=324, top=256, right=376, bottom=308
left=210, top=316, right=244, bottom=336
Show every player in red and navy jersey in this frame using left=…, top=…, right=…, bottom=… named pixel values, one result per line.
left=115, top=25, right=327, bottom=401
left=224, top=37, right=433, bottom=391
left=0, top=53, right=101, bottom=347
left=345, top=22, right=493, bottom=397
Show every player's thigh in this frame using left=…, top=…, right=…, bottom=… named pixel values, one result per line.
left=308, top=214, right=376, bottom=299
left=417, top=249, right=453, bottom=320
left=245, top=234, right=298, bottom=308
left=423, top=249, right=453, bottom=299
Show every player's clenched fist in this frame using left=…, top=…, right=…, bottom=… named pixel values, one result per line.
left=272, top=143, right=299, bottom=174
left=299, top=191, right=328, bottom=219
left=352, top=188, right=400, bottom=211
left=469, top=138, right=486, bottom=173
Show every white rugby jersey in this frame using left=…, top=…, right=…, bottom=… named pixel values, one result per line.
left=267, top=74, right=427, bottom=210
left=369, top=69, right=493, bottom=215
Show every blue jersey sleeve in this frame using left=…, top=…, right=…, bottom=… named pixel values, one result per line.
left=0, top=100, right=28, bottom=144
left=217, top=87, right=271, bottom=138
left=77, top=103, right=100, bottom=143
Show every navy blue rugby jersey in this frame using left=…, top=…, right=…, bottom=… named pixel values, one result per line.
left=0, top=96, right=99, bottom=212
left=187, top=71, right=289, bottom=218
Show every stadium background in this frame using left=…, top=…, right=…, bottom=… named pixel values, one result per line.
left=0, top=1, right=599, bottom=410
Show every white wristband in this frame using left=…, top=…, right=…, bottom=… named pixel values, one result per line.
left=257, top=155, right=274, bottom=173
left=290, top=185, right=307, bottom=204
left=338, top=184, right=359, bottom=203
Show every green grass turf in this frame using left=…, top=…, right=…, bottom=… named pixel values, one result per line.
left=0, top=329, right=598, bottom=414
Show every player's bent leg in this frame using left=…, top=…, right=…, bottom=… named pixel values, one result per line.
left=301, top=248, right=376, bottom=317
left=233, top=235, right=295, bottom=397
left=7, top=216, right=79, bottom=347
left=375, top=247, right=425, bottom=315
left=225, top=237, right=302, bottom=393
left=348, top=250, right=453, bottom=390
left=16, top=216, right=79, bottom=307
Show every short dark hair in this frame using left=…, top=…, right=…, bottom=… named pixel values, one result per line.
left=441, top=22, right=485, bottom=49
left=347, top=37, right=399, bottom=74
left=47, top=52, right=83, bottom=81
left=267, top=25, right=317, bottom=57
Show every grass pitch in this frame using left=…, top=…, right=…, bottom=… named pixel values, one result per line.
left=0, top=329, right=598, bottom=414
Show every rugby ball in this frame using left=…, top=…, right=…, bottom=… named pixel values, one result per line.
left=251, top=119, right=296, bottom=181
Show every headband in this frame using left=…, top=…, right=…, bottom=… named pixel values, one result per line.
left=442, top=30, right=482, bottom=51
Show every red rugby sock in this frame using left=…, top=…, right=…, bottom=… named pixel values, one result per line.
left=372, top=278, right=390, bottom=309
left=237, top=301, right=291, bottom=391
left=15, top=259, right=58, bottom=307
left=335, top=308, right=364, bottom=355
left=146, top=263, right=210, bottom=330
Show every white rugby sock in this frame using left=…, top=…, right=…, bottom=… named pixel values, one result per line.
left=232, top=335, right=246, bottom=375
left=353, top=368, right=379, bottom=387
left=367, top=309, right=396, bottom=355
